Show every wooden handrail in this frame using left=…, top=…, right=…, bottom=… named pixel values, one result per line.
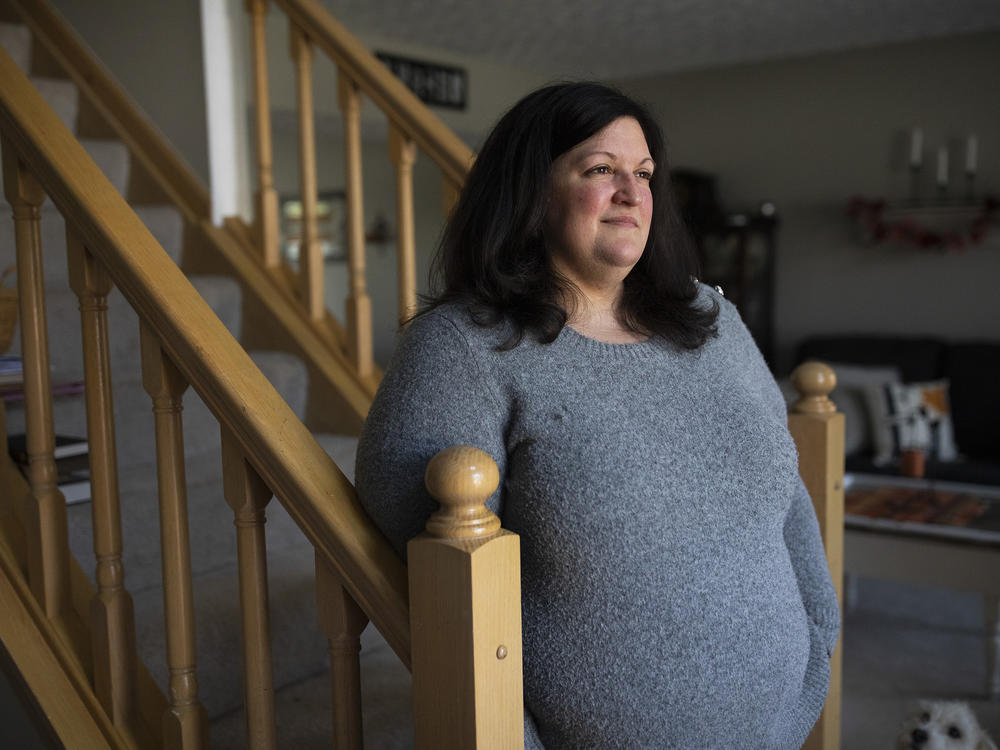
left=273, top=0, right=474, bottom=187
left=789, top=361, right=845, bottom=750
left=409, top=446, right=524, bottom=749
left=0, top=45, right=412, bottom=665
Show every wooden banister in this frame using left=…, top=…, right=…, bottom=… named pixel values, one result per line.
left=240, top=0, right=475, bottom=384
left=409, top=446, right=524, bottom=749
left=290, top=24, right=324, bottom=321
left=246, top=0, right=281, bottom=267
left=337, top=73, right=374, bottom=378
left=273, top=0, right=474, bottom=187
left=316, top=552, right=368, bottom=750
left=67, top=233, right=140, bottom=730
left=1, top=135, right=72, bottom=619
left=222, top=428, right=278, bottom=750
left=389, top=124, right=418, bottom=325
left=0, top=41, right=411, bottom=669
left=140, top=323, right=208, bottom=749
left=789, top=361, right=845, bottom=750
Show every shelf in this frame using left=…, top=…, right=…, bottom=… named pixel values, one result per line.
left=848, top=195, right=998, bottom=250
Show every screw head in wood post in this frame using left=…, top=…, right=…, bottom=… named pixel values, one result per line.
left=424, top=445, right=501, bottom=540
left=790, top=361, right=837, bottom=414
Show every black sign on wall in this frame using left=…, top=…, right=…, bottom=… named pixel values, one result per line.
left=376, top=52, right=467, bottom=110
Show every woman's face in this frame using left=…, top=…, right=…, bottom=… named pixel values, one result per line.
left=544, top=116, right=653, bottom=295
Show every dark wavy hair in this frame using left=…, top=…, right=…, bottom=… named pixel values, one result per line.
left=422, top=81, right=718, bottom=350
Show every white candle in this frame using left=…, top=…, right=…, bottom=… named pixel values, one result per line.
left=910, top=128, right=923, bottom=167
left=936, top=146, right=949, bottom=186
left=966, top=134, right=978, bottom=175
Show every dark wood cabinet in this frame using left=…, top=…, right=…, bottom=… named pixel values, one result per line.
left=672, top=169, right=779, bottom=368
left=694, top=212, right=778, bottom=368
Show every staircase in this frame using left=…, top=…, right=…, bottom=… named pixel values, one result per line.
left=0, top=7, right=414, bottom=749
left=0, top=3, right=845, bottom=749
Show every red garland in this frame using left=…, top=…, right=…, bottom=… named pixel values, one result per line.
left=847, top=195, right=999, bottom=252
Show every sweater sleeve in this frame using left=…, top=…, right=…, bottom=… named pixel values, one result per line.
left=710, top=288, right=842, bottom=657
left=784, top=480, right=841, bottom=657
left=355, top=310, right=508, bottom=559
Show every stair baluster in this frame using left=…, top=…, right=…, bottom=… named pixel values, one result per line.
left=246, top=0, right=281, bottom=268
left=337, top=72, right=374, bottom=380
left=789, top=361, right=845, bottom=750
left=316, top=552, right=369, bottom=750
left=290, top=25, right=324, bottom=323
left=409, top=446, right=524, bottom=749
left=140, top=324, right=209, bottom=749
left=67, top=234, right=140, bottom=728
left=388, top=124, right=418, bottom=326
left=220, top=427, right=278, bottom=750
left=1, top=139, right=72, bottom=618
left=442, top=176, right=461, bottom=219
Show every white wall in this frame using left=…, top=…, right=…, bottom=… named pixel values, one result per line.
left=619, top=32, right=1000, bottom=372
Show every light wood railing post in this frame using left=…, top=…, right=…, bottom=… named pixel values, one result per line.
left=388, top=124, right=418, bottom=325
left=442, top=176, right=461, bottom=219
left=337, top=71, right=373, bottom=378
left=408, top=446, right=523, bottom=750
left=1, top=137, right=71, bottom=618
left=67, top=233, right=139, bottom=728
left=221, top=427, right=277, bottom=750
left=140, top=324, right=208, bottom=750
left=246, top=0, right=280, bottom=267
left=316, top=552, right=369, bottom=750
left=290, top=24, right=324, bottom=321
left=789, top=361, right=844, bottom=750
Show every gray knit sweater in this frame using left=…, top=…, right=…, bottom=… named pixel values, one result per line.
left=356, top=286, right=840, bottom=749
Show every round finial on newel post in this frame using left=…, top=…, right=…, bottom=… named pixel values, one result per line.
left=790, top=361, right=837, bottom=414
left=424, top=445, right=501, bottom=540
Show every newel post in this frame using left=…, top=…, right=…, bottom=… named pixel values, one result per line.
left=408, top=446, right=524, bottom=750
left=789, top=361, right=844, bottom=750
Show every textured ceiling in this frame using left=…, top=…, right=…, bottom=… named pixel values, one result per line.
left=324, top=0, right=1000, bottom=78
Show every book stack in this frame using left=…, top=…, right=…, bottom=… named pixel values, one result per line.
left=8, top=433, right=91, bottom=505
left=0, top=355, right=22, bottom=387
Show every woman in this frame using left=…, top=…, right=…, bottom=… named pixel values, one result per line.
left=356, top=82, right=839, bottom=749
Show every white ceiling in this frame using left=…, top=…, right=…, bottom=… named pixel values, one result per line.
left=324, top=0, right=1000, bottom=78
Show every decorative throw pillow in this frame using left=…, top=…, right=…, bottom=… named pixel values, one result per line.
left=867, top=379, right=959, bottom=465
left=822, top=363, right=903, bottom=457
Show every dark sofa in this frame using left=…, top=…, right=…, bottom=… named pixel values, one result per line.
left=796, top=336, right=1000, bottom=486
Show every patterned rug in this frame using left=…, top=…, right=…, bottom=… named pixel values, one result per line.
left=846, top=486, right=988, bottom=527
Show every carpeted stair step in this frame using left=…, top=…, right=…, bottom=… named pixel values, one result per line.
left=65, top=428, right=363, bottom=718
left=3, top=274, right=244, bottom=461
left=133, top=204, right=185, bottom=265
left=209, top=623, right=413, bottom=749
left=250, top=350, right=309, bottom=421
left=130, top=543, right=330, bottom=720
left=3, top=273, right=243, bottom=386
left=313, top=432, right=359, bottom=484
left=0, top=21, right=30, bottom=74
left=30, top=76, right=78, bottom=133
left=0, top=138, right=131, bottom=281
